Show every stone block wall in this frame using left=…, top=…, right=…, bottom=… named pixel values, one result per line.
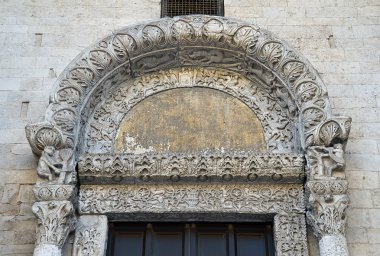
left=0, top=0, right=379, bottom=255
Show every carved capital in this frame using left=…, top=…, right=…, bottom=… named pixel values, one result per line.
left=306, top=191, right=349, bottom=238
left=32, top=201, right=76, bottom=248
left=274, top=213, right=308, bottom=256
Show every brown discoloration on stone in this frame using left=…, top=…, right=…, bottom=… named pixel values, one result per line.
left=116, top=88, right=266, bottom=153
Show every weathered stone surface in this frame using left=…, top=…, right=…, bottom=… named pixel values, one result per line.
left=79, top=184, right=305, bottom=215
left=78, top=152, right=305, bottom=184
left=73, top=215, right=108, bottom=256
left=3, top=0, right=379, bottom=254
left=115, top=87, right=267, bottom=153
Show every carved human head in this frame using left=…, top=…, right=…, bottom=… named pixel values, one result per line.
left=44, top=146, right=55, bottom=156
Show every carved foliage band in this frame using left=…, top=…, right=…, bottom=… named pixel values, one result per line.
left=79, top=184, right=305, bottom=215
left=78, top=152, right=305, bottom=184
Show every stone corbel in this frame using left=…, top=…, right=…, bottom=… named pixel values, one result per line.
left=313, top=116, right=351, bottom=148
left=306, top=144, right=350, bottom=256
left=25, top=123, right=67, bottom=155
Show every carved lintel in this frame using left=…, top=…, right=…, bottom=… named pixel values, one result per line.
left=33, top=185, right=77, bottom=202
left=32, top=201, right=76, bottom=248
left=79, top=184, right=305, bottom=215
left=78, top=152, right=305, bottom=184
left=274, top=213, right=308, bottom=256
left=73, top=215, right=108, bottom=256
left=306, top=191, right=349, bottom=239
left=25, top=123, right=66, bottom=155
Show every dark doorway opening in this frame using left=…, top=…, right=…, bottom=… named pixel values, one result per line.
left=107, top=222, right=275, bottom=256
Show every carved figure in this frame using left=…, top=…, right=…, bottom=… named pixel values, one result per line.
left=37, top=146, right=74, bottom=184
left=308, top=144, right=345, bottom=179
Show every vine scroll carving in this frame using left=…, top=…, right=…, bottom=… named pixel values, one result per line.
left=25, top=15, right=351, bottom=256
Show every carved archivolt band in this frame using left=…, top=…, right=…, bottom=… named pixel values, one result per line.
left=24, top=15, right=352, bottom=256
left=83, top=67, right=295, bottom=153
left=26, top=15, right=350, bottom=154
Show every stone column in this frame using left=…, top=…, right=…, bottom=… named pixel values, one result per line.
left=306, top=145, right=350, bottom=256
left=73, top=215, right=108, bottom=256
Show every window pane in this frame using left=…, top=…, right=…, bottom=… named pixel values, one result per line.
left=236, top=234, right=266, bottom=256
left=197, top=233, right=227, bottom=256
left=152, top=232, right=183, bottom=256
left=114, top=232, right=144, bottom=256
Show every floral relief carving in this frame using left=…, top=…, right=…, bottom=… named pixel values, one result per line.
left=32, top=201, right=75, bottom=247
left=78, top=152, right=305, bottom=184
left=26, top=15, right=349, bottom=153
left=83, top=67, right=295, bottom=154
left=79, top=184, right=305, bottom=214
left=73, top=215, right=108, bottom=256
left=23, top=15, right=353, bottom=256
left=274, top=213, right=308, bottom=256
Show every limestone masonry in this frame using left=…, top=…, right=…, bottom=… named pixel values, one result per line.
left=0, top=1, right=379, bottom=255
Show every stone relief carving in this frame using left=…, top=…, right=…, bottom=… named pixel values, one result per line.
left=25, top=123, right=65, bottom=155
left=306, top=143, right=350, bottom=255
left=78, top=152, right=305, bottom=184
left=274, top=213, right=308, bottom=256
left=26, top=15, right=350, bottom=152
left=23, top=15, right=352, bottom=256
left=79, top=184, right=305, bottom=215
left=307, top=144, right=346, bottom=179
left=73, top=215, right=108, bottom=256
left=83, top=67, right=295, bottom=154
left=37, top=146, right=76, bottom=184
left=307, top=193, right=349, bottom=238
left=33, top=184, right=77, bottom=202
left=32, top=201, right=75, bottom=248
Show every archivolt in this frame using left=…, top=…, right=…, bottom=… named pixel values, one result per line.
left=26, top=15, right=350, bottom=154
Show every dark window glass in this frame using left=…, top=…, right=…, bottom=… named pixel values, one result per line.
left=161, top=0, right=224, bottom=18
left=107, top=223, right=274, bottom=256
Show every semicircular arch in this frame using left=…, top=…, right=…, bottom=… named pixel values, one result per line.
left=26, top=15, right=350, bottom=154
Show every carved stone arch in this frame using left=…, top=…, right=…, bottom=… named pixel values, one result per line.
left=26, top=15, right=351, bottom=256
left=26, top=15, right=349, bottom=154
